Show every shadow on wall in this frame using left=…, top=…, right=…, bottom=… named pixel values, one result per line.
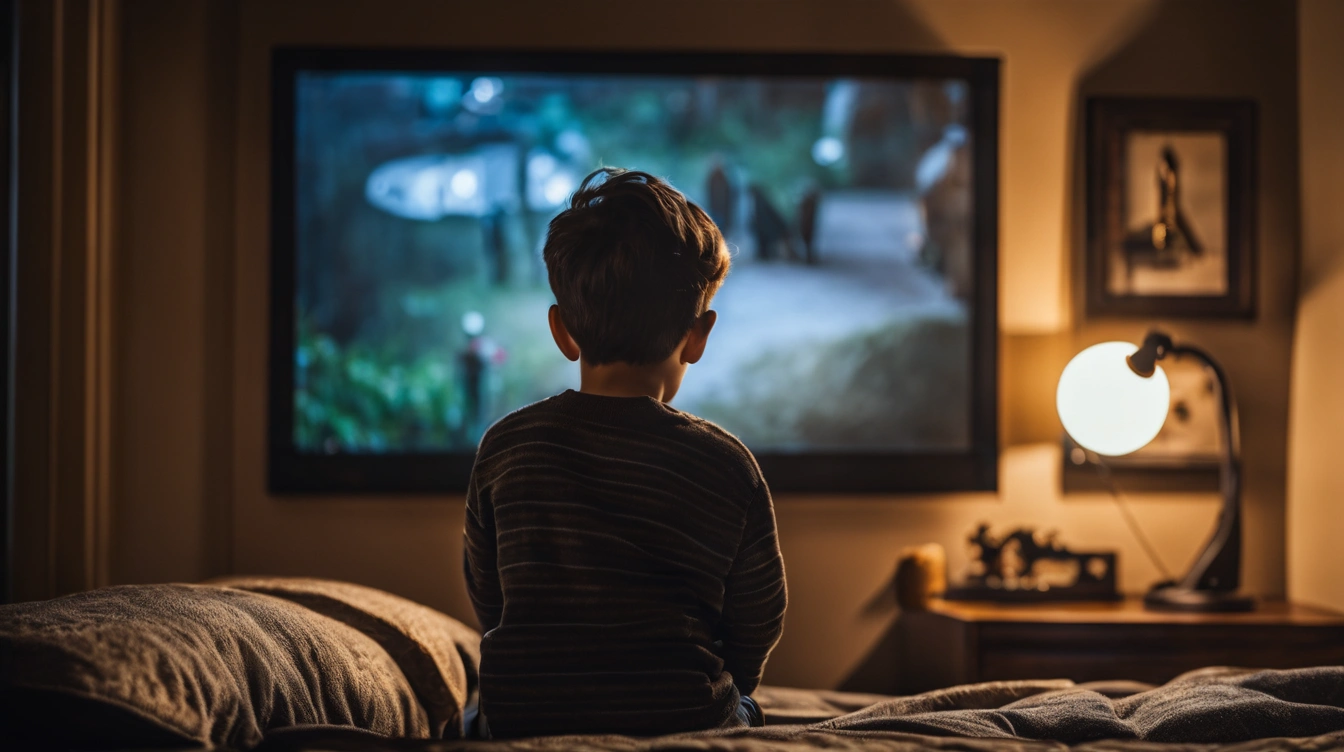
left=1068, top=0, right=1287, bottom=322
left=1067, top=0, right=1297, bottom=605
left=835, top=572, right=903, bottom=693
left=831, top=0, right=1300, bottom=693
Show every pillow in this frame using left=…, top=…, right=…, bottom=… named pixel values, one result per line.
left=0, top=582, right=437, bottom=748
left=210, top=576, right=481, bottom=738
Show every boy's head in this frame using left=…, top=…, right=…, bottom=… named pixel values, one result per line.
left=543, top=168, right=730, bottom=367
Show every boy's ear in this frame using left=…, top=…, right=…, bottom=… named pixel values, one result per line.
left=680, top=310, right=717, bottom=365
left=548, top=305, right=582, bottom=362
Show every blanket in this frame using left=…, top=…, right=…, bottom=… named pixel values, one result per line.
left=252, top=669, right=1344, bottom=751
left=3, top=579, right=1343, bottom=751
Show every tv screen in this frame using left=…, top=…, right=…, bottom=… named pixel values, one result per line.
left=269, top=50, right=998, bottom=493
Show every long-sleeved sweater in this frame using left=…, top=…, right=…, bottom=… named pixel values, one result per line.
left=463, top=389, right=787, bottom=739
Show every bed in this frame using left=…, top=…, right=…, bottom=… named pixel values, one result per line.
left=2, top=578, right=1342, bottom=751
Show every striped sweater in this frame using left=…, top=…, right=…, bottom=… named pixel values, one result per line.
left=463, top=389, right=787, bottom=739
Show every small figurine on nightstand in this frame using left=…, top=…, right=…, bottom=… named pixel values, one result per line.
left=943, top=523, right=1120, bottom=602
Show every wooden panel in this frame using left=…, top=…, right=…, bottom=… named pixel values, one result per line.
left=979, top=618, right=1344, bottom=686
left=926, top=598, right=1344, bottom=626
left=980, top=642, right=1344, bottom=686
left=899, top=611, right=973, bottom=693
left=900, top=599, right=1344, bottom=691
left=982, top=621, right=1344, bottom=648
left=12, top=0, right=119, bottom=602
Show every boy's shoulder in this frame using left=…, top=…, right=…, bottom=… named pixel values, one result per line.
left=645, top=410, right=771, bottom=504
left=676, top=412, right=764, bottom=478
left=475, top=393, right=570, bottom=450
left=476, top=392, right=766, bottom=489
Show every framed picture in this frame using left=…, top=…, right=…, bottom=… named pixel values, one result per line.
left=1086, top=98, right=1256, bottom=318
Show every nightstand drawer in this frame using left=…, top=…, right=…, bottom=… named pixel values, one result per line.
left=978, top=644, right=1344, bottom=685
left=898, top=599, right=1344, bottom=693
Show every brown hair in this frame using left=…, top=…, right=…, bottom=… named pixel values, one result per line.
left=542, top=168, right=730, bottom=365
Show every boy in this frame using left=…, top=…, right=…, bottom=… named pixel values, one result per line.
left=463, top=168, right=787, bottom=739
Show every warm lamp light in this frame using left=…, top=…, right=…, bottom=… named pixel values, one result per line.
left=1056, top=342, right=1170, bottom=457
left=1056, top=330, right=1254, bottom=613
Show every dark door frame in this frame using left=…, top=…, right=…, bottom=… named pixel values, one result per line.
left=1, top=0, right=15, bottom=605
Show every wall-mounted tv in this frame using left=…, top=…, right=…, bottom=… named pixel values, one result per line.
left=269, top=49, right=999, bottom=494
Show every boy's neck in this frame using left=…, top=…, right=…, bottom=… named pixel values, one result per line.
left=579, top=359, right=684, bottom=404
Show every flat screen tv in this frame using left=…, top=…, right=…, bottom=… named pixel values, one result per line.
left=269, top=49, right=999, bottom=493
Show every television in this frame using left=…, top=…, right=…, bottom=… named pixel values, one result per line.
left=269, top=49, right=999, bottom=493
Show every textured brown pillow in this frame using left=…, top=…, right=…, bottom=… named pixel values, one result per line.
left=0, top=583, right=432, bottom=748
left=210, top=576, right=482, bottom=739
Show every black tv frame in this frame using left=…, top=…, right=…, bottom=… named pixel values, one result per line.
left=268, top=48, right=999, bottom=495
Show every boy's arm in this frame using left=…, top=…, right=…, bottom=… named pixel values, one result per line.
left=719, top=481, right=787, bottom=697
left=463, top=472, right=504, bottom=635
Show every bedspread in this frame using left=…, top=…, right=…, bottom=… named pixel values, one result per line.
left=2, top=579, right=1343, bottom=751
left=255, top=669, right=1344, bottom=751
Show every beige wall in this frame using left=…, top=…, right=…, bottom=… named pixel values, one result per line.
left=1287, top=0, right=1344, bottom=613
left=112, top=0, right=235, bottom=587
left=110, top=0, right=1301, bottom=690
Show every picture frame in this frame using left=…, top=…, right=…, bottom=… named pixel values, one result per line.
left=1085, top=98, right=1256, bottom=318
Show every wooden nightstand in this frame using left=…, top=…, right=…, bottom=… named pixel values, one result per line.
left=898, top=598, right=1344, bottom=694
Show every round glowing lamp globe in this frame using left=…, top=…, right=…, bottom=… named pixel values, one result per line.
left=1056, top=341, right=1171, bottom=457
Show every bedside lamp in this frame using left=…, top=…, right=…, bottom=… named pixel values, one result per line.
left=1056, top=330, right=1254, bottom=613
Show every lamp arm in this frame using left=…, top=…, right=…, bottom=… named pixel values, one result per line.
left=1165, top=342, right=1243, bottom=593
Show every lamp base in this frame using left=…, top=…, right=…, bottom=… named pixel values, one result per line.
left=1144, top=584, right=1255, bottom=613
